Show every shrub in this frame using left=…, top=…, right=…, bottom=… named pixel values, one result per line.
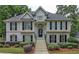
left=23, top=45, right=32, bottom=53
left=58, top=43, right=67, bottom=48
left=0, top=44, right=3, bottom=48
left=19, top=42, right=29, bottom=47
left=4, top=44, right=10, bottom=48
left=58, top=43, right=78, bottom=48
left=48, top=43, right=60, bottom=50
left=67, top=46, right=73, bottom=49
left=68, top=37, right=79, bottom=43
left=5, top=42, right=19, bottom=46
left=66, top=43, right=78, bottom=48
left=14, top=44, right=20, bottom=48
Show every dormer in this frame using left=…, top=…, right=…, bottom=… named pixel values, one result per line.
left=34, top=7, right=47, bottom=21
left=21, top=12, right=33, bottom=20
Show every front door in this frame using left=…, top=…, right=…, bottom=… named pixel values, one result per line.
left=38, top=28, right=43, bottom=38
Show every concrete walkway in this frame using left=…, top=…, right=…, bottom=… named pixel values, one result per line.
left=35, top=39, right=48, bottom=54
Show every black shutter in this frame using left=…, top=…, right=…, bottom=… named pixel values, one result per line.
left=50, top=22, right=52, bottom=30
left=10, top=22, right=12, bottom=30
left=55, top=35, right=56, bottom=43
left=60, top=22, right=62, bottom=30
left=10, top=35, right=12, bottom=41
left=31, top=35, right=33, bottom=42
left=15, top=35, right=17, bottom=41
left=60, top=35, right=61, bottom=42
left=55, top=21, right=57, bottom=30
left=31, top=22, right=32, bottom=30
left=23, top=35, right=25, bottom=42
left=65, top=35, right=67, bottom=42
left=22, top=22, right=24, bottom=30
left=49, top=35, right=51, bottom=43
left=65, top=21, right=67, bottom=30
left=15, top=22, right=17, bottom=30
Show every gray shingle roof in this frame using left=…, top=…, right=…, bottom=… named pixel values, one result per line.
left=47, top=12, right=68, bottom=20
left=5, top=7, right=69, bottom=21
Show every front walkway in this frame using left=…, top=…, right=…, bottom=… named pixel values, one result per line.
left=35, top=39, right=48, bottom=54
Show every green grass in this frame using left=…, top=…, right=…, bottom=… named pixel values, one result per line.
left=0, top=48, right=24, bottom=54
left=48, top=49, right=79, bottom=54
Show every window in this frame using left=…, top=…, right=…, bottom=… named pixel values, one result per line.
left=55, top=21, right=57, bottom=30
left=10, top=22, right=17, bottom=30
left=60, top=21, right=62, bottom=30
left=50, top=22, right=52, bottom=30
left=60, top=35, right=67, bottom=42
left=10, top=35, right=17, bottom=42
left=49, top=35, right=56, bottom=43
left=22, top=22, right=32, bottom=30
left=65, top=21, right=67, bottom=30
left=38, top=15, right=43, bottom=20
left=23, top=35, right=32, bottom=42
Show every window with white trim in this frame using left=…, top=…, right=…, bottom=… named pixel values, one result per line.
left=49, top=35, right=56, bottom=43
left=60, top=35, right=67, bottom=42
left=22, top=22, right=32, bottom=30
left=10, top=22, right=17, bottom=30
left=10, top=35, right=17, bottom=42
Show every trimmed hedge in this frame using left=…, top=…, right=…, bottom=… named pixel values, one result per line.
left=48, top=43, right=60, bottom=50
left=4, top=44, right=10, bottom=48
left=14, top=44, right=20, bottom=48
left=58, top=43, right=78, bottom=48
left=0, top=44, right=3, bottom=48
left=19, top=42, right=29, bottom=47
left=68, top=37, right=79, bottom=43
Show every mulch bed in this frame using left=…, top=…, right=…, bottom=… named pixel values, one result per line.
left=58, top=48, right=79, bottom=51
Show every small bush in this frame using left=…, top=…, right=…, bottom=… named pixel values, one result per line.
left=48, top=43, right=60, bottom=50
left=0, top=44, right=3, bottom=48
left=19, top=42, right=29, bottom=47
left=58, top=43, right=67, bottom=48
left=5, top=42, right=19, bottom=46
left=23, top=45, right=32, bottom=53
left=58, top=43, right=78, bottom=48
left=4, top=44, right=10, bottom=48
left=15, top=44, right=20, bottom=48
left=68, top=37, right=79, bottom=43
left=67, top=46, right=73, bottom=49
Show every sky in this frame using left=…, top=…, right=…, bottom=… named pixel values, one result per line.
left=26, top=0, right=57, bottom=13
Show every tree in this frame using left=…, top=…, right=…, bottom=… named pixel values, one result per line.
left=0, top=5, right=31, bottom=40
left=56, top=5, right=79, bottom=37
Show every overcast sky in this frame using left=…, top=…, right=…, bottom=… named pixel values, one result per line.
left=26, top=0, right=57, bottom=13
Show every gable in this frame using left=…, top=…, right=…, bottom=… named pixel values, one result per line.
left=22, top=13, right=33, bottom=20
left=34, top=7, right=47, bottom=20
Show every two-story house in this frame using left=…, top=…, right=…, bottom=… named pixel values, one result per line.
left=4, top=7, right=71, bottom=44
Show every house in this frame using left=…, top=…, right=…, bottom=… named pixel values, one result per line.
left=4, top=7, right=71, bottom=44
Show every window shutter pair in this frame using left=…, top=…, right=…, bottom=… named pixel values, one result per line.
left=10, top=22, right=17, bottom=30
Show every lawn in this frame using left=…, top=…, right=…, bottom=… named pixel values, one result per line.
left=48, top=49, right=79, bottom=54
left=0, top=48, right=24, bottom=54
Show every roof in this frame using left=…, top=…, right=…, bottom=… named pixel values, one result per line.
left=5, top=6, right=69, bottom=22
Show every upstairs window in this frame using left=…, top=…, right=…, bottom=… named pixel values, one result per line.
left=60, top=21, right=62, bottom=30
left=55, top=21, right=57, bottom=30
left=50, top=22, right=52, bottom=30
left=22, top=22, right=32, bottom=30
left=37, top=15, right=43, bottom=20
left=10, top=22, right=17, bottom=30
left=65, top=21, right=67, bottom=30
